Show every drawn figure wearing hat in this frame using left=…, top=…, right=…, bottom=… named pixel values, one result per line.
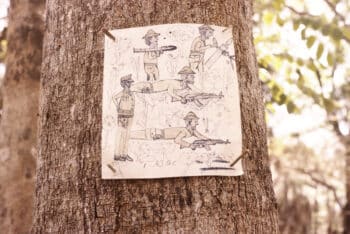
left=130, top=111, right=209, bottom=149
left=189, top=24, right=218, bottom=72
left=112, top=74, right=135, bottom=161
left=143, top=29, right=162, bottom=81
left=128, top=66, right=200, bottom=104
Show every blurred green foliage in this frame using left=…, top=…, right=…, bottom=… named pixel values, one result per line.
left=255, top=0, right=349, bottom=232
left=0, top=27, right=6, bottom=63
left=255, top=0, right=350, bottom=124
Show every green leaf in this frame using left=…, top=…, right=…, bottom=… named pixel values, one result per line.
left=271, top=85, right=281, bottom=97
left=307, top=60, right=318, bottom=73
left=321, top=25, right=331, bottom=36
left=263, top=12, right=275, bottom=25
left=316, top=43, right=324, bottom=59
left=266, top=102, right=275, bottom=114
left=301, top=28, right=306, bottom=40
left=297, top=58, right=304, bottom=66
left=293, top=21, right=300, bottom=31
left=272, top=0, right=284, bottom=11
left=323, top=99, right=336, bottom=113
left=278, top=93, right=287, bottom=104
left=283, top=53, right=294, bottom=62
left=342, top=27, right=350, bottom=41
left=306, top=36, right=316, bottom=48
left=310, top=19, right=321, bottom=29
left=297, top=75, right=305, bottom=88
left=332, top=28, right=343, bottom=41
left=277, top=16, right=284, bottom=26
left=287, top=101, right=297, bottom=113
left=327, top=53, right=333, bottom=66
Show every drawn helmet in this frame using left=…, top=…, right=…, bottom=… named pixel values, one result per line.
left=142, top=29, right=160, bottom=39
left=178, top=66, right=195, bottom=76
left=199, top=24, right=214, bottom=32
left=184, top=111, right=199, bottom=121
left=120, top=74, right=134, bottom=84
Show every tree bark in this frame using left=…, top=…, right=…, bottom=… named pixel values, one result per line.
left=343, top=136, right=350, bottom=234
left=0, top=0, right=44, bottom=233
left=33, top=0, right=278, bottom=233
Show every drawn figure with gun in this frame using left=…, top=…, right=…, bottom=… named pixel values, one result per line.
left=130, top=111, right=230, bottom=150
left=188, top=24, right=218, bottom=72
left=134, top=29, right=177, bottom=81
left=129, top=66, right=223, bottom=107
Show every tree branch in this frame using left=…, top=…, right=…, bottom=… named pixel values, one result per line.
left=322, top=0, right=346, bottom=24
left=286, top=3, right=350, bottom=41
left=286, top=5, right=314, bottom=17
left=294, top=167, right=343, bottom=209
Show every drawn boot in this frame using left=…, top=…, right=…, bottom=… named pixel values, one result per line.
left=114, top=154, right=126, bottom=161
left=124, top=154, right=133, bottom=162
left=141, top=87, right=151, bottom=93
left=152, top=134, right=162, bottom=140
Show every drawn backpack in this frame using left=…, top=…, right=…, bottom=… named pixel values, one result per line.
left=117, top=92, right=135, bottom=117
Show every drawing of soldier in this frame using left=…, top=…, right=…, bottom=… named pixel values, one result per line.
left=130, top=66, right=222, bottom=107
left=188, top=24, right=218, bottom=72
left=130, top=111, right=209, bottom=149
left=130, top=66, right=200, bottom=104
left=112, top=74, right=135, bottom=161
left=142, top=29, right=162, bottom=81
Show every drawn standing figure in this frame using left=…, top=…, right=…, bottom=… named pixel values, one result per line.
left=188, top=24, right=218, bottom=72
left=133, top=29, right=177, bottom=81
left=113, top=74, right=135, bottom=162
left=142, top=29, right=162, bottom=81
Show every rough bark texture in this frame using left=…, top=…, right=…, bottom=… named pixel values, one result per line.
left=343, top=136, right=350, bottom=234
left=0, top=0, right=44, bottom=233
left=33, top=0, right=278, bottom=233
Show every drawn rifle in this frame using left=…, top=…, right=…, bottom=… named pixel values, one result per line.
left=133, top=45, right=177, bottom=53
left=191, top=139, right=230, bottom=151
left=171, top=92, right=224, bottom=107
left=205, top=38, right=234, bottom=69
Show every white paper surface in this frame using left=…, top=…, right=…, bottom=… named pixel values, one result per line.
left=102, top=23, right=242, bottom=179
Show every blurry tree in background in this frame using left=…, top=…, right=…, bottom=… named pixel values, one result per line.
left=0, top=0, right=44, bottom=233
left=270, top=137, right=344, bottom=233
left=254, top=0, right=350, bottom=233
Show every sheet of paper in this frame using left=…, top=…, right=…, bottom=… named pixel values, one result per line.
left=102, top=23, right=242, bottom=179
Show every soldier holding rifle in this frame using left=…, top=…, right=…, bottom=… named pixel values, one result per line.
left=130, top=111, right=208, bottom=149
left=130, top=111, right=229, bottom=150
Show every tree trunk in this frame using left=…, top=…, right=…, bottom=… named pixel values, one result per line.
left=33, top=0, right=278, bottom=233
left=343, top=136, right=350, bottom=234
left=0, top=0, right=44, bottom=233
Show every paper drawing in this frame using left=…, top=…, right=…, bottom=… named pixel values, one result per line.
left=102, top=23, right=242, bottom=179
